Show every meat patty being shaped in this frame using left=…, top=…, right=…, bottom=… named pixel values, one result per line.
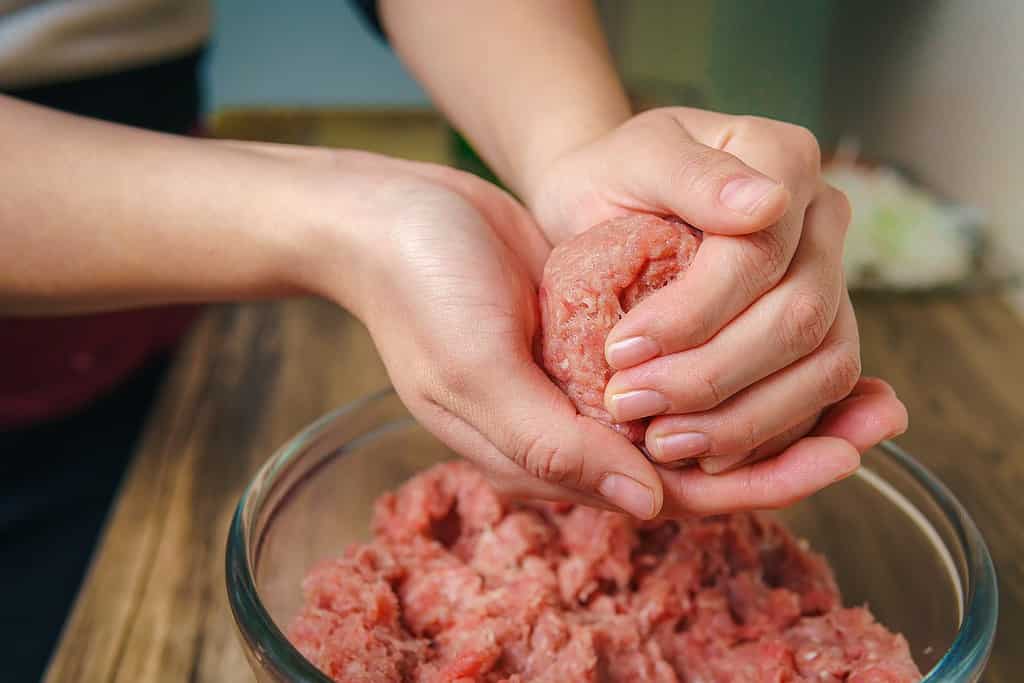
left=539, top=215, right=701, bottom=442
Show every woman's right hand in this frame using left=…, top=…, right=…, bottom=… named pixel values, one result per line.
left=320, top=154, right=668, bottom=519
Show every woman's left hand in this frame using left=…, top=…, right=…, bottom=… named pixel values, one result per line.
left=520, top=107, right=908, bottom=490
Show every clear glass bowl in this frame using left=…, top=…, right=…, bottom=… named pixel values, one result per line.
left=226, top=389, right=998, bottom=682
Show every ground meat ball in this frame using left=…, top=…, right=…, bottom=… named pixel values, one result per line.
left=288, top=462, right=922, bottom=682
left=538, top=214, right=702, bottom=442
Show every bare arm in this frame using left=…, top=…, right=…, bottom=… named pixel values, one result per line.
left=378, top=0, right=630, bottom=206
left=0, top=95, right=344, bottom=315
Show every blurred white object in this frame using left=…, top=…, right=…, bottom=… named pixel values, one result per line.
left=825, top=146, right=984, bottom=291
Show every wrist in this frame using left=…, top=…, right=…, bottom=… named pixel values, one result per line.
left=203, top=142, right=349, bottom=305
left=273, top=148, right=434, bottom=321
left=516, top=97, right=626, bottom=211
left=262, top=147, right=379, bottom=313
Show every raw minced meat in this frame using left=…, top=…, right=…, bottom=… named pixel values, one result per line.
left=288, top=463, right=921, bottom=682
left=538, top=214, right=702, bottom=443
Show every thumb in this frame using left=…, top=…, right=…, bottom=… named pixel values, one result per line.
left=458, top=355, right=665, bottom=519
left=622, top=115, right=790, bottom=235
left=812, top=377, right=910, bottom=450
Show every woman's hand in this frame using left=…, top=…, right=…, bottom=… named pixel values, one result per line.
left=319, top=155, right=670, bottom=518
left=520, top=107, right=907, bottom=476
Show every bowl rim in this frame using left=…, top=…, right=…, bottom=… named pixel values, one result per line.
left=225, top=388, right=998, bottom=682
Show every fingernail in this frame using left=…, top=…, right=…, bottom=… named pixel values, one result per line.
left=609, top=389, right=669, bottom=422
left=834, top=460, right=860, bottom=483
left=699, top=452, right=749, bottom=475
left=606, top=336, right=659, bottom=369
left=720, top=177, right=780, bottom=215
left=599, top=473, right=655, bottom=519
left=652, top=432, right=710, bottom=462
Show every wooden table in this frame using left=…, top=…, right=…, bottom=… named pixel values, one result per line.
left=45, top=111, right=1023, bottom=682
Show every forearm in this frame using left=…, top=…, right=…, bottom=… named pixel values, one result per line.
left=379, top=0, right=630, bottom=205
left=0, top=96, right=344, bottom=315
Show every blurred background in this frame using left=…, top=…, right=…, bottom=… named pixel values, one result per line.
left=206, top=0, right=1022, bottom=308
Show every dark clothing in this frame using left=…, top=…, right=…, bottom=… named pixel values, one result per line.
left=0, top=354, right=173, bottom=682
left=351, top=0, right=384, bottom=37
left=0, top=51, right=205, bottom=431
left=0, top=49, right=203, bottom=682
left=8, top=49, right=204, bottom=134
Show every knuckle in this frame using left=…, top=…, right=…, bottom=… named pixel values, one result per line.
left=737, top=418, right=761, bottom=453
left=782, top=290, right=833, bottom=356
left=673, top=146, right=738, bottom=196
left=689, top=308, right=718, bottom=346
left=822, top=345, right=862, bottom=403
left=511, top=430, right=582, bottom=487
left=826, top=185, right=853, bottom=232
left=731, top=115, right=771, bottom=143
left=693, top=369, right=726, bottom=411
left=735, top=230, right=789, bottom=295
left=783, top=123, right=822, bottom=173
left=668, top=305, right=717, bottom=349
left=751, top=229, right=789, bottom=276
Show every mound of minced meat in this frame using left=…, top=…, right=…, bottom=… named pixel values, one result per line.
left=288, top=462, right=921, bottom=682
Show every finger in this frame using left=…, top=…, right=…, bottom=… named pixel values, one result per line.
left=641, top=291, right=859, bottom=464
left=605, top=119, right=832, bottom=369
left=697, top=415, right=819, bottom=475
left=413, top=395, right=621, bottom=513
left=811, top=377, right=909, bottom=449
left=483, top=472, right=619, bottom=513
left=672, top=108, right=823, bottom=200
left=432, top=352, right=665, bottom=519
left=605, top=189, right=848, bottom=418
left=659, top=436, right=861, bottom=517
left=617, top=110, right=790, bottom=235
left=694, top=376, right=907, bottom=475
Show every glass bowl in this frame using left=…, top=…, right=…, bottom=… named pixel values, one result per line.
left=226, top=389, right=998, bottom=682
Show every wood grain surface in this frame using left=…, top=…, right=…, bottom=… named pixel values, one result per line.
left=44, top=111, right=1022, bottom=683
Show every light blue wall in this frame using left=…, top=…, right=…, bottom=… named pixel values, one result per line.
left=203, top=0, right=428, bottom=113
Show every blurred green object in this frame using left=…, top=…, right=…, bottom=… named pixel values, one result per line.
left=606, top=0, right=836, bottom=138
left=450, top=130, right=503, bottom=188
left=708, top=0, right=836, bottom=137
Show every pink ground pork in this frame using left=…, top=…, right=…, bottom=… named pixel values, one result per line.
left=288, top=463, right=920, bottom=682
left=538, top=214, right=701, bottom=443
